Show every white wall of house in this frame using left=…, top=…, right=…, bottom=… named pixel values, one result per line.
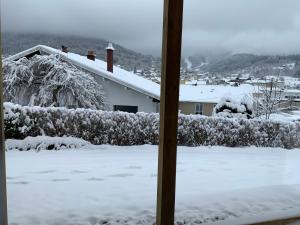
left=93, top=75, right=159, bottom=113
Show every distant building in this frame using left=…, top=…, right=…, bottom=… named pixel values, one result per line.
left=280, top=89, right=300, bottom=108
left=246, top=78, right=285, bottom=89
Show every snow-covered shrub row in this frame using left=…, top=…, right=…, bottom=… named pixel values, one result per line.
left=4, top=102, right=300, bottom=149
left=4, top=102, right=159, bottom=145
left=6, top=136, right=91, bottom=151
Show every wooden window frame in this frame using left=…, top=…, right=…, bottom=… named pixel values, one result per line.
left=3, top=1, right=299, bottom=225
left=156, top=0, right=184, bottom=225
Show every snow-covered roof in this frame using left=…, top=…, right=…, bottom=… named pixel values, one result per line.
left=5, top=45, right=161, bottom=100
left=180, top=84, right=255, bottom=103
left=5, top=45, right=256, bottom=104
left=184, top=80, right=207, bottom=85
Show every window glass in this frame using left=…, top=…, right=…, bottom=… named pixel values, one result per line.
left=114, top=105, right=138, bottom=113
left=195, top=103, right=203, bottom=115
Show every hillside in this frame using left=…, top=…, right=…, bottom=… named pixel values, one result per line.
left=199, top=54, right=300, bottom=77
left=2, top=32, right=160, bottom=73
left=3, top=33, right=300, bottom=79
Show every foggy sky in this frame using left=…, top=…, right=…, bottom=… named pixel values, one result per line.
left=2, top=0, right=300, bottom=56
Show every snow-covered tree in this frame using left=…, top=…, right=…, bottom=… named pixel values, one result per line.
left=3, top=54, right=106, bottom=110
left=213, top=96, right=253, bottom=119
left=253, top=77, right=283, bottom=119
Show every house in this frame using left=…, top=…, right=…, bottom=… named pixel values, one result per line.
left=4, top=45, right=256, bottom=116
left=280, top=89, right=300, bottom=108
left=245, top=78, right=285, bottom=89
left=283, top=89, right=300, bottom=100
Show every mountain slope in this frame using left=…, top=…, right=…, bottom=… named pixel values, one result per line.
left=3, top=33, right=300, bottom=78
left=199, top=54, right=300, bottom=77
left=2, top=32, right=160, bottom=72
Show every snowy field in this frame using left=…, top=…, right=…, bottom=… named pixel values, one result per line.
left=6, top=145, right=300, bottom=225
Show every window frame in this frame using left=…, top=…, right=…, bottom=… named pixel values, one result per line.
left=195, top=103, right=203, bottom=115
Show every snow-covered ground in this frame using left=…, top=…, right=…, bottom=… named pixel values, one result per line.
left=6, top=145, right=300, bottom=225
left=269, top=110, right=300, bottom=122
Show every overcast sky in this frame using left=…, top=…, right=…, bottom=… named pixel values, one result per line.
left=2, top=0, right=300, bottom=56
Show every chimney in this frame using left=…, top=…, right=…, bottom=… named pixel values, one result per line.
left=87, top=50, right=96, bottom=61
left=106, top=42, right=115, bottom=73
left=61, top=45, right=68, bottom=53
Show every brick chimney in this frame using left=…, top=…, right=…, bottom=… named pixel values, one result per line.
left=86, top=50, right=96, bottom=61
left=106, top=42, right=115, bottom=73
left=61, top=45, right=68, bottom=53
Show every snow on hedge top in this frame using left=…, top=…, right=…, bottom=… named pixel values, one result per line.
left=6, top=136, right=91, bottom=151
left=5, top=45, right=255, bottom=103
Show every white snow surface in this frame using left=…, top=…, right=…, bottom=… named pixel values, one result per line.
left=179, top=84, right=255, bottom=103
left=267, top=111, right=300, bottom=123
left=6, top=144, right=300, bottom=225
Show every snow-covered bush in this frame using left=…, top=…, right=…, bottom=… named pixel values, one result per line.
left=4, top=102, right=300, bottom=149
left=213, top=96, right=253, bottom=119
left=4, top=102, right=33, bottom=139
left=6, top=136, right=90, bottom=151
left=3, top=54, right=106, bottom=110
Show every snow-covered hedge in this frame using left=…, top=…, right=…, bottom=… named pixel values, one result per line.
left=6, top=136, right=90, bottom=151
left=4, top=102, right=300, bottom=149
